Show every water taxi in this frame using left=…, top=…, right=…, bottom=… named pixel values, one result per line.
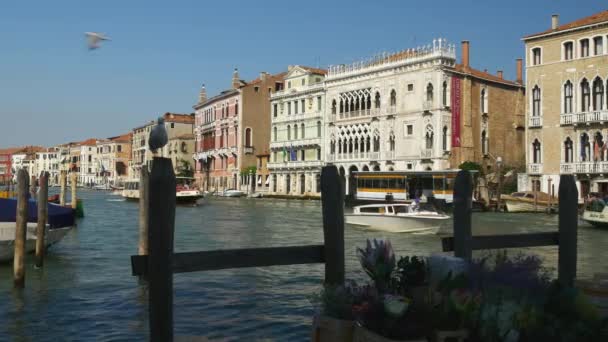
left=501, top=191, right=557, bottom=213
left=345, top=203, right=450, bottom=233
left=583, top=198, right=608, bottom=228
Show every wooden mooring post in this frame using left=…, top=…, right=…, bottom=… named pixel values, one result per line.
left=70, top=171, right=77, bottom=209
left=36, top=172, right=49, bottom=267
left=14, top=169, right=29, bottom=288
left=130, top=165, right=345, bottom=341
left=138, top=167, right=150, bottom=256
left=442, top=172, right=578, bottom=286
left=59, top=170, right=66, bottom=206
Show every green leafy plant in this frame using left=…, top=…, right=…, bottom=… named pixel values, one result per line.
left=175, top=159, right=193, bottom=177
left=459, top=161, right=483, bottom=175
left=393, top=256, right=428, bottom=293
left=356, top=239, right=396, bottom=294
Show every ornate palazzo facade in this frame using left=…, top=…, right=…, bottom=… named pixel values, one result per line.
left=267, top=66, right=326, bottom=197
left=324, top=39, right=457, bottom=194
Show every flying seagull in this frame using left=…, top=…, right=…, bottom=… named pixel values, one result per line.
left=85, top=32, right=111, bottom=50
left=149, top=117, right=168, bottom=157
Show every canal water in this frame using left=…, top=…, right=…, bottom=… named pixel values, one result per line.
left=0, top=190, right=607, bottom=341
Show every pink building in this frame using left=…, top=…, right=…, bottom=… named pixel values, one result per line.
left=193, top=68, right=285, bottom=191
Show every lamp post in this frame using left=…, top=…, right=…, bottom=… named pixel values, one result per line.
left=495, top=156, right=503, bottom=212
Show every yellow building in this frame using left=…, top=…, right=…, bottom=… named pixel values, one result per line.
left=522, top=11, right=608, bottom=199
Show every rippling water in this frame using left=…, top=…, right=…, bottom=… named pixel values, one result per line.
left=0, top=190, right=607, bottom=341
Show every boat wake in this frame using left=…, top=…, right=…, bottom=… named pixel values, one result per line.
left=106, top=199, right=126, bottom=202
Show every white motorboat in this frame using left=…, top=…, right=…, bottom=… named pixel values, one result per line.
left=0, top=222, right=73, bottom=262
left=122, top=177, right=204, bottom=204
left=502, top=191, right=558, bottom=213
left=93, top=184, right=111, bottom=191
left=582, top=199, right=608, bottom=228
left=345, top=203, right=450, bottom=233
left=221, top=189, right=245, bottom=198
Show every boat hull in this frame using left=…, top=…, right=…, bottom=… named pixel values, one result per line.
left=504, top=200, right=556, bottom=213
left=582, top=210, right=608, bottom=228
left=0, top=223, right=73, bottom=262
left=344, top=213, right=447, bottom=233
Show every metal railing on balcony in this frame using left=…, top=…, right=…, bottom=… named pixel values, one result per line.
left=528, top=116, right=542, bottom=128
left=385, top=151, right=395, bottom=160
left=423, top=101, right=432, bottom=112
left=561, top=110, right=608, bottom=125
left=527, top=163, right=543, bottom=174
left=560, top=163, right=574, bottom=174
left=387, top=106, right=397, bottom=115
left=337, top=109, right=372, bottom=120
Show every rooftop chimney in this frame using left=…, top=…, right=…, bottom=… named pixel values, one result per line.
left=461, top=40, right=470, bottom=68
left=516, top=58, right=523, bottom=84
left=198, top=84, right=207, bottom=103
left=552, top=14, right=559, bottom=30
left=497, top=70, right=503, bottom=79
left=232, top=68, right=240, bottom=89
left=260, top=72, right=267, bottom=81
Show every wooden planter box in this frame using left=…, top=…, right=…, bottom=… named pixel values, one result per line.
left=352, top=324, right=428, bottom=342
left=311, top=315, right=354, bottom=342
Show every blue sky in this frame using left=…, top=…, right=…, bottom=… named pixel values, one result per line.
left=0, top=1, right=605, bottom=147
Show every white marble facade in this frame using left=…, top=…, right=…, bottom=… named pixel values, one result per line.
left=324, top=39, right=457, bottom=194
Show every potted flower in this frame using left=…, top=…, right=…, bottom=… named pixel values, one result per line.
left=393, top=256, right=430, bottom=308
left=310, top=281, right=360, bottom=342
left=353, top=239, right=432, bottom=341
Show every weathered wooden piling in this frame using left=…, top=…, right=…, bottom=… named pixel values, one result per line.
left=321, top=166, right=345, bottom=286
left=14, top=169, right=29, bottom=288
left=36, top=172, right=49, bottom=267
left=71, top=172, right=77, bottom=209
left=453, top=170, right=473, bottom=261
left=558, top=175, right=578, bottom=287
left=59, top=171, right=66, bottom=206
left=148, top=157, right=176, bottom=342
left=30, top=174, right=37, bottom=199
left=138, top=167, right=149, bottom=256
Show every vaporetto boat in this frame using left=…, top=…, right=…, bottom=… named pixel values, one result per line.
left=122, top=177, right=203, bottom=204
left=345, top=203, right=450, bottom=233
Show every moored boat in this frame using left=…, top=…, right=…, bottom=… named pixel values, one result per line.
left=0, top=198, right=75, bottom=262
left=501, top=191, right=558, bottom=213
left=345, top=203, right=450, bottom=233
left=221, top=189, right=245, bottom=197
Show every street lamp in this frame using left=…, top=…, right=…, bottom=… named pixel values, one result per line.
left=496, top=156, right=503, bottom=212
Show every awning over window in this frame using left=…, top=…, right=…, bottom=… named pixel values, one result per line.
left=265, top=176, right=270, bottom=186
left=257, top=175, right=262, bottom=185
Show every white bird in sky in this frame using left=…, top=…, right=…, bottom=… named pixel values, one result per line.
left=85, top=32, right=111, bottom=50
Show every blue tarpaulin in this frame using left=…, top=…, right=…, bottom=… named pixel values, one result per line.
left=0, top=198, right=75, bottom=228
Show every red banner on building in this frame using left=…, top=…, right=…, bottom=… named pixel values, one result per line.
left=451, top=76, right=462, bottom=147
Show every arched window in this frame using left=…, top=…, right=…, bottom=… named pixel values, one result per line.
left=426, top=83, right=434, bottom=102
left=245, top=128, right=252, bottom=147
left=317, top=121, right=321, bottom=137
left=287, top=125, right=291, bottom=140
left=375, top=92, right=381, bottom=108
left=425, top=125, right=434, bottom=149
left=235, top=101, right=239, bottom=115
left=564, top=137, right=573, bottom=163
left=532, top=86, right=541, bottom=116
left=339, top=99, right=344, bottom=113
left=331, top=100, right=337, bottom=114
left=581, top=133, right=590, bottom=161
left=481, top=130, right=488, bottom=156
left=181, top=142, right=187, bottom=153
left=564, top=81, right=573, bottom=113
left=390, top=89, right=396, bottom=106
left=581, top=79, right=591, bottom=112
left=532, top=139, right=541, bottom=163
left=595, top=132, right=605, bottom=161
left=273, top=127, right=277, bottom=141
left=442, top=81, right=448, bottom=107
left=481, top=88, right=488, bottom=114
left=294, top=124, right=298, bottom=139
left=389, top=134, right=395, bottom=151
left=301, top=123, right=305, bottom=139
left=593, top=77, right=604, bottom=110
left=442, top=126, right=448, bottom=151
left=366, top=95, right=372, bottom=110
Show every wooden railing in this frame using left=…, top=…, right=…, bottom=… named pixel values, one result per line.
left=441, top=170, right=578, bottom=287
left=130, top=159, right=345, bottom=342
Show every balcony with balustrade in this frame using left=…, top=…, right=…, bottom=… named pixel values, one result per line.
left=560, top=110, right=608, bottom=126
left=326, top=151, right=381, bottom=162
left=527, top=163, right=543, bottom=174
left=267, top=160, right=324, bottom=170
left=528, top=116, right=542, bottom=128
left=420, top=149, right=433, bottom=159
left=270, top=137, right=322, bottom=150
left=272, top=110, right=323, bottom=124
left=560, top=161, right=608, bottom=174
left=337, top=109, right=372, bottom=121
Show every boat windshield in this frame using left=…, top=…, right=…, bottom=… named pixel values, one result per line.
left=394, top=205, right=410, bottom=214
left=586, top=199, right=606, bottom=212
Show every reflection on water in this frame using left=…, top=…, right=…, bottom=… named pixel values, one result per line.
left=0, top=190, right=606, bottom=340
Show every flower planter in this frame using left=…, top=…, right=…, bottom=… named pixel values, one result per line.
left=311, top=315, right=354, bottom=342
left=352, top=324, right=428, bottom=342
left=432, top=329, right=468, bottom=342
